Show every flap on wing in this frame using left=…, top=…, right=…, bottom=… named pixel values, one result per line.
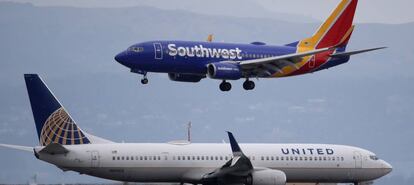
left=39, top=143, right=69, bottom=154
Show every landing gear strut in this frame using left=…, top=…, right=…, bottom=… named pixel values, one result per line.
left=243, top=79, right=255, bottom=90
left=140, top=72, right=148, bottom=84
left=131, top=69, right=149, bottom=85
left=219, top=81, right=232, bottom=91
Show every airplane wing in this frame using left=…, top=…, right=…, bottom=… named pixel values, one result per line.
left=202, top=132, right=253, bottom=180
left=330, top=47, right=386, bottom=58
left=239, top=47, right=334, bottom=77
left=0, top=143, right=33, bottom=152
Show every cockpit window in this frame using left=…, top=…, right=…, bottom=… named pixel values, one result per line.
left=128, top=46, right=144, bottom=53
left=369, top=155, right=379, bottom=160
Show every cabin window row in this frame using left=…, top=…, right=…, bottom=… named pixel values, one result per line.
left=165, top=49, right=275, bottom=59
left=260, top=156, right=345, bottom=161
left=113, top=156, right=163, bottom=161
left=112, top=155, right=233, bottom=161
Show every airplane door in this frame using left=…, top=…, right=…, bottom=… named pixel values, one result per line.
left=91, top=151, right=100, bottom=168
left=353, top=151, right=362, bottom=168
left=153, top=43, right=163, bottom=60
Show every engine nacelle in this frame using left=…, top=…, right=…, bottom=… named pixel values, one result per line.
left=250, top=169, right=286, bottom=185
left=207, top=62, right=242, bottom=80
left=168, top=73, right=203, bottom=83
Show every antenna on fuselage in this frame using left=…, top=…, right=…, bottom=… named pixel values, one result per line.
left=187, top=121, right=192, bottom=142
left=207, top=34, right=214, bottom=42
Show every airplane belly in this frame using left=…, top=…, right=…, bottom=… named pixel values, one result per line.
left=70, top=167, right=209, bottom=183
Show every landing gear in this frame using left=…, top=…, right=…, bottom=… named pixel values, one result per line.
left=131, top=69, right=149, bottom=85
left=219, top=81, right=232, bottom=91
left=140, top=78, right=148, bottom=84
left=139, top=72, right=148, bottom=85
left=243, top=79, right=255, bottom=90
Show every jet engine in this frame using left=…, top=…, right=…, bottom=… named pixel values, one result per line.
left=168, top=73, right=204, bottom=83
left=248, top=169, right=286, bottom=185
left=207, top=62, right=242, bottom=80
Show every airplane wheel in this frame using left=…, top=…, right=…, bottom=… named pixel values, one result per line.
left=243, top=80, right=255, bottom=90
left=219, top=81, right=232, bottom=91
left=141, top=78, right=148, bottom=84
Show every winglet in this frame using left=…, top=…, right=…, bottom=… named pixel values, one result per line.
left=226, top=131, right=243, bottom=156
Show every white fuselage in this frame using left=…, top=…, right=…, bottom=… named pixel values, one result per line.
left=36, top=143, right=392, bottom=183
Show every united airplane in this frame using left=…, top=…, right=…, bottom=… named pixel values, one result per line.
left=0, top=74, right=392, bottom=185
left=115, top=0, right=385, bottom=91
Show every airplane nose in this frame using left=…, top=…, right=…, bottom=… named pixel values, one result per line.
left=114, top=51, right=128, bottom=65
left=382, top=160, right=393, bottom=174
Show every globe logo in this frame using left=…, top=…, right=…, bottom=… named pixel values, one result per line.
left=40, top=107, right=90, bottom=145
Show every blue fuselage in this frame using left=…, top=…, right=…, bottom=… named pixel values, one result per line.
left=115, top=41, right=349, bottom=77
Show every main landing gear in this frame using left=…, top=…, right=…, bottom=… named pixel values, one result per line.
left=219, top=80, right=232, bottom=91
left=243, top=79, right=255, bottom=90
left=219, top=79, right=255, bottom=91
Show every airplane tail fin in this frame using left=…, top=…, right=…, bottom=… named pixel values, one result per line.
left=297, top=0, right=358, bottom=49
left=25, top=74, right=94, bottom=146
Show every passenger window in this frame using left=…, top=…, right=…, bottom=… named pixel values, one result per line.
left=112, top=156, right=115, bottom=160
left=117, top=156, right=120, bottom=160
left=261, top=156, right=264, bottom=161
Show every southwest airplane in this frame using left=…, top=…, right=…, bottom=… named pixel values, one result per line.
left=115, top=0, right=385, bottom=91
left=0, top=74, right=392, bottom=185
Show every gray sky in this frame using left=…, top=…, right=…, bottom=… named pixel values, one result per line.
left=2, top=0, right=413, bottom=24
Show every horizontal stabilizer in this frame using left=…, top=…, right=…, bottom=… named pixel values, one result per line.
left=331, top=47, right=386, bottom=58
left=0, top=143, right=33, bottom=152
left=39, top=143, right=69, bottom=154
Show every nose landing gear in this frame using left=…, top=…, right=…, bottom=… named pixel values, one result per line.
left=131, top=69, right=149, bottom=85
left=141, top=77, right=148, bottom=84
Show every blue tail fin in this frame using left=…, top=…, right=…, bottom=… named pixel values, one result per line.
left=24, top=74, right=91, bottom=146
